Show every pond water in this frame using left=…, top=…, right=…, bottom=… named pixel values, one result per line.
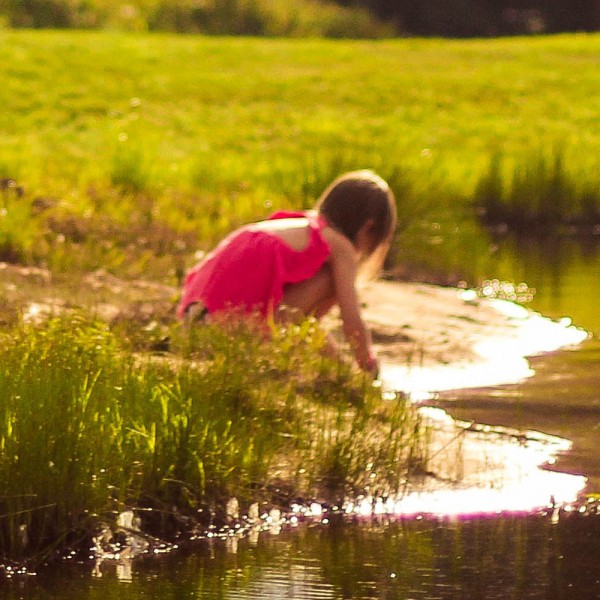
left=4, top=236, right=600, bottom=599
left=434, top=236, right=600, bottom=493
left=6, top=507, right=600, bottom=599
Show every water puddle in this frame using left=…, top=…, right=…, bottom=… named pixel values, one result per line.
left=376, top=293, right=591, bottom=514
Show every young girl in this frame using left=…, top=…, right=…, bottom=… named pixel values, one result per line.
left=177, top=170, right=397, bottom=375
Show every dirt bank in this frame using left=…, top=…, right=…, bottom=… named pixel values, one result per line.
left=1, top=261, right=587, bottom=400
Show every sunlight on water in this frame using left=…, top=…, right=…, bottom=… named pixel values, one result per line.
left=416, top=412, right=583, bottom=514
left=343, top=405, right=587, bottom=518
left=379, top=293, right=589, bottom=399
left=343, top=415, right=587, bottom=519
left=375, top=293, right=590, bottom=516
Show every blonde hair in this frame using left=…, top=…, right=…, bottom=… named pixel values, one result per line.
left=316, top=170, right=397, bottom=279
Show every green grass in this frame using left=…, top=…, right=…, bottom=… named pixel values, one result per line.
left=0, top=314, right=424, bottom=563
left=0, top=31, right=599, bottom=281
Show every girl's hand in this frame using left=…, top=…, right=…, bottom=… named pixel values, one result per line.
left=365, top=354, right=380, bottom=380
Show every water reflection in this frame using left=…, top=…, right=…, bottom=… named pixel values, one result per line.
left=376, top=289, right=588, bottom=513
left=483, top=235, right=600, bottom=336
left=380, top=292, right=589, bottom=399
left=380, top=235, right=599, bottom=506
left=6, top=507, right=600, bottom=600
left=435, top=337, right=600, bottom=493
left=431, top=235, right=600, bottom=493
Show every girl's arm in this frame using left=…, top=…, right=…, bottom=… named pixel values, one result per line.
left=323, top=228, right=378, bottom=374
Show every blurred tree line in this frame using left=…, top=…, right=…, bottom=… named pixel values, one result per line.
left=0, top=0, right=598, bottom=36
left=336, top=0, right=600, bottom=36
left=0, top=0, right=392, bottom=36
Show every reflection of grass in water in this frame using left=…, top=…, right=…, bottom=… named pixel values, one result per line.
left=475, top=149, right=600, bottom=232
left=63, top=507, right=600, bottom=599
left=0, top=314, right=425, bottom=562
left=286, top=512, right=600, bottom=599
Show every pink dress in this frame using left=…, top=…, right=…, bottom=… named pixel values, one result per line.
left=177, top=211, right=331, bottom=318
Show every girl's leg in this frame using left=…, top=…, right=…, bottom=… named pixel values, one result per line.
left=278, top=264, right=336, bottom=321
left=278, top=265, right=342, bottom=361
left=182, top=302, right=209, bottom=327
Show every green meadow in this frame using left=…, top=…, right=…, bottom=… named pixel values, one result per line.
left=1, top=30, right=599, bottom=280
left=1, top=29, right=600, bottom=564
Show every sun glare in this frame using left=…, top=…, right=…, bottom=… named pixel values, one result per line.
left=373, top=291, right=590, bottom=516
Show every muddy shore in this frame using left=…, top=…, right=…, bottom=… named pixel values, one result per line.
left=1, top=262, right=585, bottom=374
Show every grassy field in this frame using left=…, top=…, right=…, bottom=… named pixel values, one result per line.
left=1, top=30, right=599, bottom=280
